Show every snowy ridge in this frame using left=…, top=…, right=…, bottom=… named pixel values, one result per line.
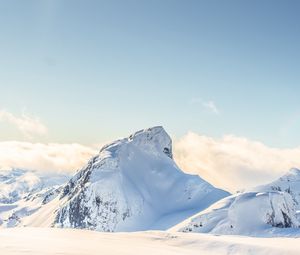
left=172, top=169, right=300, bottom=235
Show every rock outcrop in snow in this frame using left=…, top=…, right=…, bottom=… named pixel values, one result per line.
left=53, top=126, right=229, bottom=232
left=172, top=169, right=300, bottom=235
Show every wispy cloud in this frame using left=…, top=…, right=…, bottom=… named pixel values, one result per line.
left=0, top=109, right=48, bottom=138
left=202, top=100, right=219, bottom=114
left=189, top=98, right=220, bottom=114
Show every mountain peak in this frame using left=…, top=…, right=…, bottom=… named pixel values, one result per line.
left=99, top=126, right=173, bottom=159
left=128, top=126, right=172, bottom=158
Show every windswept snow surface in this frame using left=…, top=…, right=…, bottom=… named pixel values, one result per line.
left=1, top=227, right=300, bottom=255
left=173, top=168, right=300, bottom=236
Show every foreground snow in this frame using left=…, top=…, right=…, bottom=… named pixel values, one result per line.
left=1, top=227, right=300, bottom=255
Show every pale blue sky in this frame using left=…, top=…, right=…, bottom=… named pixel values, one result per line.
left=0, top=0, right=300, bottom=147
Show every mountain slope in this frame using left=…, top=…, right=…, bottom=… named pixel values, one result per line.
left=41, top=126, right=229, bottom=232
left=172, top=169, right=300, bottom=236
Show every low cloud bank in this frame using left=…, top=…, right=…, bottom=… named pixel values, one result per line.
left=0, top=141, right=97, bottom=173
left=174, top=132, right=300, bottom=192
left=1, top=133, right=300, bottom=192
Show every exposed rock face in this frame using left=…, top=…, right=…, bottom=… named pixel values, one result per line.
left=54, top=126, right=229, bottom=232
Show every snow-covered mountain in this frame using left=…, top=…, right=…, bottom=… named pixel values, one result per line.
left=172, top=169, right=300, bottom=235
left=0, top=169, right=69, bottom=227
left=3, top=127, right=300, bottom=238
left=29, top=126, right=228, bottom=232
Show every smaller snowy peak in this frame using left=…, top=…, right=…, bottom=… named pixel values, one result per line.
left=173, top=191, right=299, bottom=235
left=173, top=168, right=300, bottom=236
left=280, top=168, right=300, bottom=181
left=246, top=168, right=300, bottom=223
left=253, top=168, right=300, bottom=206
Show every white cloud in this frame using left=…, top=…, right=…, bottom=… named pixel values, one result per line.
left=0, top=142, right=97, bottom=173
left=189, top=98, right=219, bottom=114
left=0, top=109, right=48, bottom=137
left=174, top=132, right=300, bottom=192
